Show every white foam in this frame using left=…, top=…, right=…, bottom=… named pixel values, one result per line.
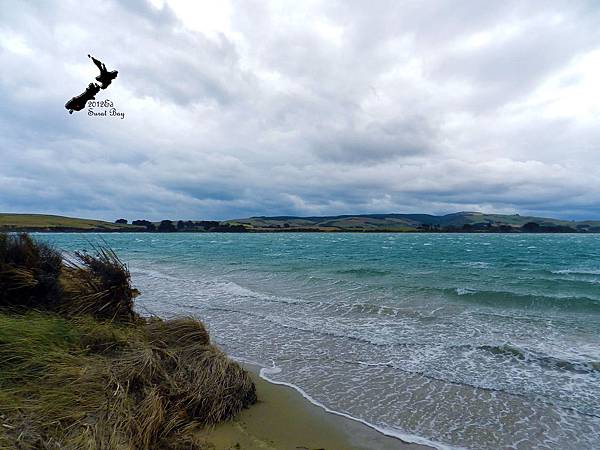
left=258, top=365, right=464, bottom=450
left=552, top=268, right=600, bottom=275
left=455, top=287, right=476, bottom=296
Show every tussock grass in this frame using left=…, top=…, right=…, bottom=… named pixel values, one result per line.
left=0, top=233, right=63, bottom=310
left=0, top=314, right=256, bottom=449
left=146, top=316, right=210, bottom=348
left=62, top=245, right=138, bottom=322
left=0, top=313, right=119, bottom=447
left=0, top=234, right=257, bottom=449
left=0, top=233, right=137, bottom=322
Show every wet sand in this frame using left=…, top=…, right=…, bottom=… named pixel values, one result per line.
left=201, top=368, right=433, bottom=450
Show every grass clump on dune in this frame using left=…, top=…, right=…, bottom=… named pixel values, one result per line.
left=0, top=233, right=137, bottom=321
left=0, top=233, right=256, bottom=449
left=62, top=245, right=138, bottom=322
left=0, top=233, right=63, bottom=310
left=0, top=313, right=131, bottom=448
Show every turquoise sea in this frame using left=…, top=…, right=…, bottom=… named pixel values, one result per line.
left=38, top=233, right=600, bottom=449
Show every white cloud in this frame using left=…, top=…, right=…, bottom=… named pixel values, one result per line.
left=0, top=0, right=599, bottom=221
left=0, top=31, right=32, bottom=55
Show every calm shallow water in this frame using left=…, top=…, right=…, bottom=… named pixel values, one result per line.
left=38, top=233, right=600, bottom=449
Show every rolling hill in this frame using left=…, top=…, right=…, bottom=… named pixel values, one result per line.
left=227, top=212, right=600, bottom=232
left=0, top=214, right=142, bottom=232
left=2, top=212, right=600, bottom=233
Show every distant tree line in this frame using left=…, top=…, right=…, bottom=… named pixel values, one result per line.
left=114, top=219, right=599, bottom=233
left=115, top=219, right=248, bottom=233
left=417, top=221, right=595, bottom=233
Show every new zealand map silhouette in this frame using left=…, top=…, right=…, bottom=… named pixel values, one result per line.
left=65, top=55, right=118, bottom=114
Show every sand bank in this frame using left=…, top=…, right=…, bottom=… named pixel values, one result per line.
left=202, top=369, right=433, bottom=450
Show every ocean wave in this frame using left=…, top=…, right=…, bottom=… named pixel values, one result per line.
left=132, top=267, right=188, bottom=282
left=206, top=278, right=417, bottom=318
left=448, top=287, right=600, bottom=312
left=136, top=265, right=423, bottom=322
left=540, top=275, right=600, bottom=287
left=154, top=301, right=600, bottom=424
left=551, top=268, right=600, bottom=275
left=461, top=261, right=491, bottom=269
left=204, top=304, right=402, bottom=347
left=334, top=268, right=392, bottom=276
left=479, top=343, right=600, bottom=374
left=207, top=304, right=598, bottom=384
left=352, top=342, right=600, bottom=376
left=455, top=287, right=476, bottom=296
left=216, top=281, right=324, bottom=308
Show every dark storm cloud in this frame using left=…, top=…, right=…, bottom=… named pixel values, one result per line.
left=0, top=0, right=599, bottom=220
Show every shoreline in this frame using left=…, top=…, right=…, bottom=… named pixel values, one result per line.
left=16, top=229, right=600, bottom=234
left=201, top=362, right=434, bottom=450
left=18, top=226, right=599, bottom=235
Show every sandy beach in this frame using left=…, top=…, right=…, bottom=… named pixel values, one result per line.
left=202, top=368, right=432, bottom=450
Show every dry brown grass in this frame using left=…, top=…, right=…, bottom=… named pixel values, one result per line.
left=61, top=245, right=138, bottom=322
left=0, top=313, right=257, bottom=449
left=0, top=233, right=63, bottom=310
left=0, top=233, right=138, bottom=323
left=146, top=316, right=210, bottom=347
left=108, top=317, right=256, bottom=448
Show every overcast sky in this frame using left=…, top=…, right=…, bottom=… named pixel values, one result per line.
left=1, top=0, right=599, bottom=221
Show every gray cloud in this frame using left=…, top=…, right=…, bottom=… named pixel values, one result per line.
left=0, top=0, right=599, bottom=221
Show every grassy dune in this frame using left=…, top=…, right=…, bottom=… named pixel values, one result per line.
left=0, top=234, right=256, bottom=449
left=0, top=313, right=256, bottom=448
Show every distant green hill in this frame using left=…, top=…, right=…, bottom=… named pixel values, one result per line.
left=0, top=214, right=141, bottom=232
left=227, top=212, right=600, bottom=232
left=3, top=212, right=600, bottom=233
